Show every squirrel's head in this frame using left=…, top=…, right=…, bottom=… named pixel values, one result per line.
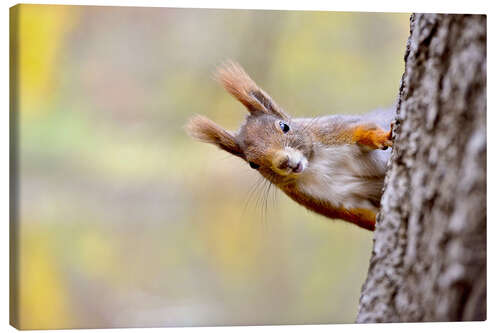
left=186, top=61, right=314, bottom=185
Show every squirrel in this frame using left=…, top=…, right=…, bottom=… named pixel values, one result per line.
left=186, top=61, right=395, bottom=231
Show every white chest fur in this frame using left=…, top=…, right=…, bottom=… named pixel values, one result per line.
left=296, top=144, right=390, bottom=210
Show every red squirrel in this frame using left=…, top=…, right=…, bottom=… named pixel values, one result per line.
left=186, top=61, right=394, bottom=231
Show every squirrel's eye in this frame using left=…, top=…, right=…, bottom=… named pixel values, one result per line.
left=279, top=121, right=290, bottom=133
left=249, top=162, right=260, bottom=169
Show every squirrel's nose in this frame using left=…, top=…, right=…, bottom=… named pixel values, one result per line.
left=277, top=156, right=290, bottom=170
left=277, top=155, right=301, bottom=171
left=272, top=148, right=307, bottom=175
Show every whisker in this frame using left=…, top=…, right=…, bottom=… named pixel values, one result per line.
left=301, top=115, right=322, bottom=133
left=263, top=180, right=272, bottom=225
left=256, top=178, right=270, bottom=226
left=273, top=184, right=278, bottom=209
left=241, top=175, right=266, bottom=219
left=260, top=179, right=274, bottom=228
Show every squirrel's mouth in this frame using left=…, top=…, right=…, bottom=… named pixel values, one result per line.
left=273, top=158, right=308, bottom=176
left=291, top=161, right=305, bottom=174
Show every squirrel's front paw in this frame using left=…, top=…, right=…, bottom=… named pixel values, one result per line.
left=353, top=124, right=393, bottom=150
left=389, top=120, right=396, bottom=140
left=378, top=120, right=397, bottom=150
left=366, top=127, right=393, bottom=150
left=375, top=129, right=393, bottom=150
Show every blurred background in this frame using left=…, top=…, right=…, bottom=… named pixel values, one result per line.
left=11, top=4, right=410, bottom=329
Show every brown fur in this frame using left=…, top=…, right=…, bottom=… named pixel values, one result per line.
left=186, top=61, right=394, bottom=231
left=215, top=61, right=288, bottom=119
left=283, top=185, right=377, bottom=231
left=306, top=119, right=392, bottom=149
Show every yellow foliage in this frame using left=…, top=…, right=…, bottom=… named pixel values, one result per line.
left=17, top=231, right=75, bottom=329
left=13, top=5, right=78, bottom=115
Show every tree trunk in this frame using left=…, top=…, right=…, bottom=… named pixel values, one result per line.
left=357, top=14, right=486, bottom=323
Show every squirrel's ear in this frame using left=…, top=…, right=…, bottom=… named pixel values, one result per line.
left=185, top=115, right=245, bottom=159
left=215, top=61, right=289, bottom=119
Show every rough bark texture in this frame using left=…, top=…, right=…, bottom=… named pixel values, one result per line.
left=357, top=14, right=486, bottom=323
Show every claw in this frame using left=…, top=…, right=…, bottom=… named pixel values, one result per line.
left=389, top=120, right=396, bottom=141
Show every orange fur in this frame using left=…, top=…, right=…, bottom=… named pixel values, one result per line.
left=352, top=125, right=393, bottom=149
left=340, top=207, right=377, bottom=231
left=284, top=185, right=377, bottom=231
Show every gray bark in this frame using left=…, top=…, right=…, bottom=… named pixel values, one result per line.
left=357, top=14, right=486, bottom=323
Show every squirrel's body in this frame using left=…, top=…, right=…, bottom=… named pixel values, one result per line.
left=186, top=62, right=394, bottom=231
left=281, top=113, right=392, bottom=230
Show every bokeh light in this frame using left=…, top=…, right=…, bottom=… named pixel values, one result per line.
left=11, top=4, right=410, bottom=329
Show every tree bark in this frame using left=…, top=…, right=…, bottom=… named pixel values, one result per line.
left=357, top=14, right=486, bottom=323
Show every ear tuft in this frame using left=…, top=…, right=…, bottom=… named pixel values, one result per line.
left=185, top=115, right=244, bottom=158
left=215, top=61, right=261, bottom=112
left=215, top=60, right=289, bottom=119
